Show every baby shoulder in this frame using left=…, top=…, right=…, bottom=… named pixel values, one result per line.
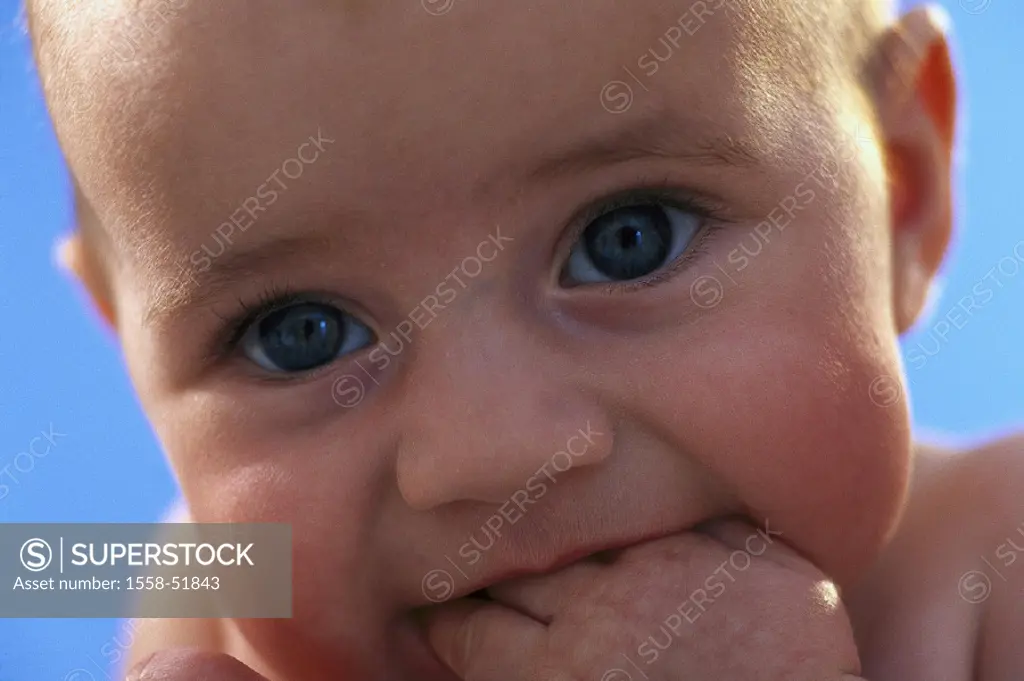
left=929, top=433, right=1024, bottom=529
left=912, top=433, right=1024, bottom=681
left=903, top=433, right=1024, bottom=567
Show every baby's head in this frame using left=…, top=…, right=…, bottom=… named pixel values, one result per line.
left=31, top=0, right=955, bottom=677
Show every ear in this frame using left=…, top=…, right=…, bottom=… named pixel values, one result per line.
left=868, top=5, right=957, bottom=334
left=58, top=230, right=117, bottom=330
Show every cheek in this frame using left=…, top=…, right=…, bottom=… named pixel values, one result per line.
left=146, top=395, right=392, bottom=660
left=633, top=314, right=910, bottom=584
left=703, top=328, right=910, bottom=585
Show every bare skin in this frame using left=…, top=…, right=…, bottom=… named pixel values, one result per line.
left=123, top=438, right=1024, bottom=681
left=28, top=0, right=1023, bottom=679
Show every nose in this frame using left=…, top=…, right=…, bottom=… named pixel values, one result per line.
left=394, top=309, right=612, bottom=511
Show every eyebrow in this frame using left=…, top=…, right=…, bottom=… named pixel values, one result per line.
left=144, top=233, right=334, bottom=329
left=526, top=109, right=762, bottom=181
left=144, top=111, right=761, bottom=327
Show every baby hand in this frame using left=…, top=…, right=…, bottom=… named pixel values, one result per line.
left=424, top=520, right=864, bottom=681
left=125, top=649, right=268, bottom=681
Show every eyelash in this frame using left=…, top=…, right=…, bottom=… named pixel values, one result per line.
left=211, top=284, right=320, bottom=360
left=210, top=183, right=729, bottom=360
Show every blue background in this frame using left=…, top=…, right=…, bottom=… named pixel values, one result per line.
left=1, top=0, right=1021, bottom=678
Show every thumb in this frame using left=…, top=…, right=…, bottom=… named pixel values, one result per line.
left=125, top=649, right=269, bottom=681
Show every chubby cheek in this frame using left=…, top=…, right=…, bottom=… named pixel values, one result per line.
left=626, top=313, right=910, bottom=585
left=701, top=327, right=910, bottom=585
left=140, top=387, right=395, bottom=672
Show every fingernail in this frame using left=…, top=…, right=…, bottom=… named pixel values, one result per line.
left=124, top=652, right=157, bottom=681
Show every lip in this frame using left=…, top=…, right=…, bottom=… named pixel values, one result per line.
left=432, top=526, right=686, bottom=604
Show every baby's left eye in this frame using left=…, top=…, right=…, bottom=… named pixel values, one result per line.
left=561, top=202, right=701, bottom=286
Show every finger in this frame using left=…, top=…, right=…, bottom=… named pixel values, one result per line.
left=126, top=648, right=270, bottom=681
left=423, top=599, right=547, bottom=681
left=487, top=560, right=606, bottom=623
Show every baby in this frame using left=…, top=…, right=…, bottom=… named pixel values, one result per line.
left=28, top=0, right=1024, bottom=679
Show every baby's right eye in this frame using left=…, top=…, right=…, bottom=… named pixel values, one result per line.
left=238, top=302, right=375, bottom=373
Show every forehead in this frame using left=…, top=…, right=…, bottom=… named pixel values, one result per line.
left=54, top=0, right=836, bottom=301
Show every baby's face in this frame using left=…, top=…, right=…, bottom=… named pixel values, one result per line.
left=54, top=0, right=912, bottom=677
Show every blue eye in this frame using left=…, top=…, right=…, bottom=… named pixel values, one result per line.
left=239, top=302, right=374, bottom=373
left=562, top=202, right=701, bottom=285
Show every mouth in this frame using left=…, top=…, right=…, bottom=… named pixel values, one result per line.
left=437, top=528, right=682, bottom=606
left=427, top=512, right=768, bottom=610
